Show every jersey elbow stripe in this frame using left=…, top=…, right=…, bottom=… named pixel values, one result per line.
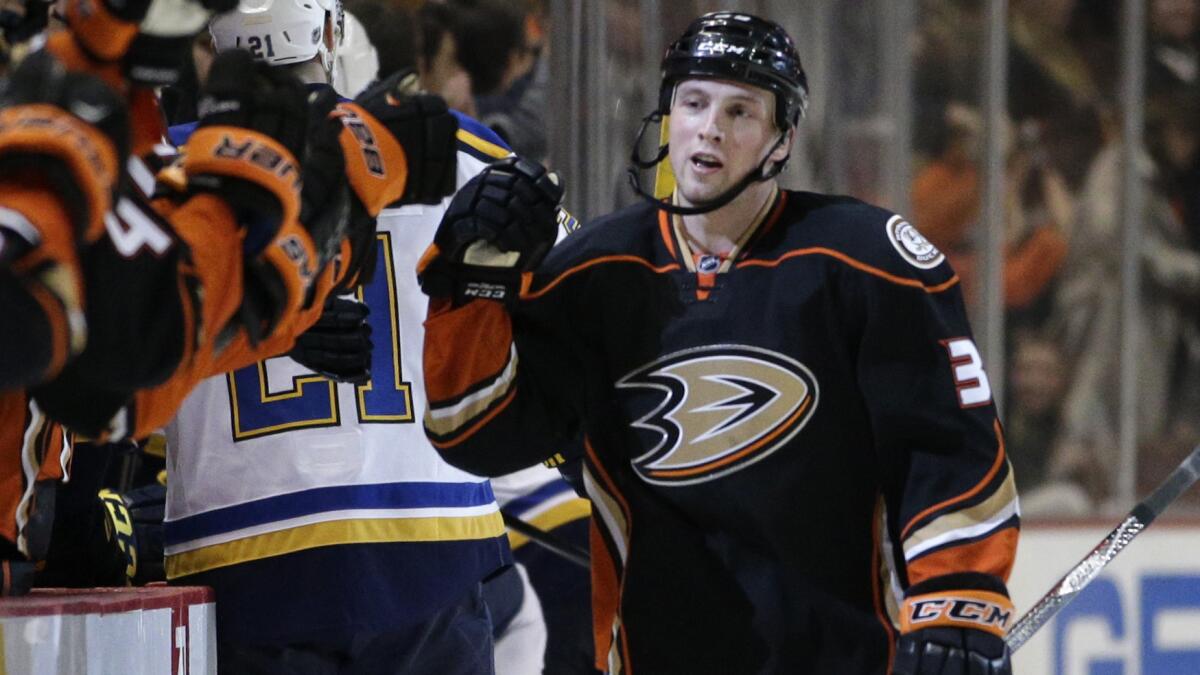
left=906, top=525, right=1020, bottom=585
left=903, top=468, right=1019, bottom=563
left=901, top=419, right=1008, bottom=540
left=425, top=344, right=518, bottom=438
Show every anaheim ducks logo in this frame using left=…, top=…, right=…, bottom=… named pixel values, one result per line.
left=616, top=345, right=819, bottom=485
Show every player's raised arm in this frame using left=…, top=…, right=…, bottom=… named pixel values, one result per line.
left=417, top=156, right=579, bottom=475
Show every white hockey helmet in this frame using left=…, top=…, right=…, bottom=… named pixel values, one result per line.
left=209, top=0, right=344, bottom=73
left=332, top=10, right=379, bottom=97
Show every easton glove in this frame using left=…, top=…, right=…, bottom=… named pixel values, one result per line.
left=351, top=71, right=458, bottom=206
left=417, top=156, right=563, bottom=306
left=893, top=575, right=1014, bottom=675
left=288, top=296, right=373, bottom=384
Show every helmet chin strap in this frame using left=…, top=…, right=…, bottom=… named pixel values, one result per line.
left=627, top=111, right=789, bottom=216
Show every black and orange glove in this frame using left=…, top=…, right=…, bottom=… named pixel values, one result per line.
left=181, top=48, right=311, bottom=344
left=893, top=575, right=1014, bottom=675
left=350, top=70, right=458, bottom=207
left=0, top=49, right=128, bottom=245
left=0, top=50, right=129, bottom=387
left=417, top=156, right=562, bottom=306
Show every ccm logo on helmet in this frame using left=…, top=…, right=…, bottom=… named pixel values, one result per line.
left=616, top=345, right=818, bottom=486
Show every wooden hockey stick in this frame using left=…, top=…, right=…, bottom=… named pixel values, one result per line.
left=1005, top=444, right=1200, bottom=652
left=501, top=511, right=591, bottom=569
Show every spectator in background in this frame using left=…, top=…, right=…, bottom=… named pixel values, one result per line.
left=1007, top=0, right=1111, bottom=189
left=417, top=0, right=528, bottom=118
left=1049, top=109, right=1200, bottom=507
left=343, top=0, right=415, bottom=82
left=475, top=0, right=549, bottom=162
left=910, top=103, right=1074, bottom=333
left=1003, top=331, right=1085, bottom=515
left=1147, top=0, right=1200, bottom=95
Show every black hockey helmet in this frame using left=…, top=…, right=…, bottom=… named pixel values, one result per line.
left=659, top=12, right=808, bottom=131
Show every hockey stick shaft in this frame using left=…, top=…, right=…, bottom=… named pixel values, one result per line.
left=501, top=511, right=591, bottom=569
left=1005, top=444, right=1200, bottom=652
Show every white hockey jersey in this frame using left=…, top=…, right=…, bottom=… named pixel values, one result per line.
left=162, top=115, right=523, bottom=643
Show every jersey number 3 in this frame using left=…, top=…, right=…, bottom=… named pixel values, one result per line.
left=943, top=338, right=992, bottom=408
left=226, top=233, right=414, bottom=439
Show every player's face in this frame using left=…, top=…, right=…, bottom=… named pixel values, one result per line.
left=667, top=78, right=789, bottom=205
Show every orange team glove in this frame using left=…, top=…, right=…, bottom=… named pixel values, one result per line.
left=178, top=49, right=314, bottom=348
left=0, top=50, right=128, bottom=387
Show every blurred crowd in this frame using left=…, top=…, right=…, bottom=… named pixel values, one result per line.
left=911, top=0, right=1200, bottom=513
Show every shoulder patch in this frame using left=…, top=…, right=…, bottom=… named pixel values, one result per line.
left=886, top=215, right=944, bottom=269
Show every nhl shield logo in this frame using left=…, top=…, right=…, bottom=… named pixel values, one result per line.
left=886, top=215, right=945, bottom=269
left=616, top=345, right=819, bottom=486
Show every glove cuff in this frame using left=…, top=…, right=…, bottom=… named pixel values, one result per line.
left=182, top=126, right=302, bottom=230
left=900, top=589, right=1014, bottom=639
left=334, top=103, right=409, bottom=216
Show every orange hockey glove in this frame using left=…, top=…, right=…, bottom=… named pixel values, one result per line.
left=180, top=49, right=310, bottom=345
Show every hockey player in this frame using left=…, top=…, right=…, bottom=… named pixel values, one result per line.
left=418, top=11, right=1019, bottom=675
left=0, top=0, right=331, bottom=594
left=160, top=1, right=547, bottom=671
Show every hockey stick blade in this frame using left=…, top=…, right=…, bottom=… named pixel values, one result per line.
left=1005, top=444, right=1200, bottom=652
left=501, top=511, right=591, bottom=569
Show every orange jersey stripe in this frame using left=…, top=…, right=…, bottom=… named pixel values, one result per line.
left=522, top=255, right=681, bottom=301
left=906, top=526, right=1019, bottom=586
left=657, top=210, right=677, bottom=261
left=738, top=247, right=960, bottom=293
left=584, top=438, right=635, bottom=673
left=901, top=419, right=1007, bottom=541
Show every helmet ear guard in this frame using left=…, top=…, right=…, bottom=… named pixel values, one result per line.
left=628, top=11, right=807, bottom=216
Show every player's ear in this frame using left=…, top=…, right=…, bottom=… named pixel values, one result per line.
left=769, top=126, right=794, bottom=164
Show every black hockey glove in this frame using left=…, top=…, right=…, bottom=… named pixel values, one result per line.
left=354, top=71, right=458, bottom=205
left=301, top=88, right=352, bottom=286
left=288, top=296, right=373, bottom=384
left=893, top=575, right=1014, bottom=675
left=96, top=483, right=167, bottom=586
left=894, top=627, right=1011, bottom=675
left=418, top=156, right=563, bottom=306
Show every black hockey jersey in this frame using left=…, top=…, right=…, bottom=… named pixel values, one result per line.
left=422, top=189, right=1019, bottom=674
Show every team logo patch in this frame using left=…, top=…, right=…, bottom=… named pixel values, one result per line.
left=616, top=345, right=819, bottom=485
left=886, top=215, right=944, bottom=269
